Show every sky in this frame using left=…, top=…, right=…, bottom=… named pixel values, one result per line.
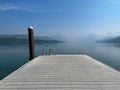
left=0, top=0, right=120, bottom=39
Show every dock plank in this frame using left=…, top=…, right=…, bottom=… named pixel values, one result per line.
left=0, top=55, right=120, bottom=90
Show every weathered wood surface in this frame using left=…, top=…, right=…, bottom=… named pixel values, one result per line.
left=0, top=55, right=120, bottom=90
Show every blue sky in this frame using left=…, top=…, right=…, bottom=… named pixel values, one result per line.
left=0, top=0, right=120, bottom=38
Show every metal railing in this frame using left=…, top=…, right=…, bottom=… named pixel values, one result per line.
left=42, top=48, right=52, bottom=56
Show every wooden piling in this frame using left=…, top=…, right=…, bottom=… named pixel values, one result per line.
left=28, top=26, right=34, bottom=60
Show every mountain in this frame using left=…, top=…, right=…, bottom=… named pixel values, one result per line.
left=97, top=36, right=120, bottom=43
left=0, top=34, right=55, bottom=40
left=0, top=34, right=63, bottom=44
left=0, top=34, right=27, bottom=39
left=51, top=35, right=69, bottom=41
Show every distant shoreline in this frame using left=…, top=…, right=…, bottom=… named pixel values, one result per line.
left=0, top=35, right=64, bottom=45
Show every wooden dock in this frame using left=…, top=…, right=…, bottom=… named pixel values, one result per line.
left=0, top=55, right=120, bottom=90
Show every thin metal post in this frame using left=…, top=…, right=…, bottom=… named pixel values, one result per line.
left=28, top=26, right=34, bottom=60
left=42, top=49, right=45, bottom=56
left=49, top=48, right=52, bottom=55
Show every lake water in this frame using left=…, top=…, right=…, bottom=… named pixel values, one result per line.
left=0, top=41, right=120, bottom=80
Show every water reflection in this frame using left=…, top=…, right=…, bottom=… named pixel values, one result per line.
left=0, top=41, right=120, bottom=80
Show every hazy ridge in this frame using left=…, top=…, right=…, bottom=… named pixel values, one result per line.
left=97, top=36, right=120, bottom=43
left=0, top=34, right=63, bottom=44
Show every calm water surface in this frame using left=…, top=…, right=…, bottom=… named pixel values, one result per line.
left=0, top=41, right=120, bottom=80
